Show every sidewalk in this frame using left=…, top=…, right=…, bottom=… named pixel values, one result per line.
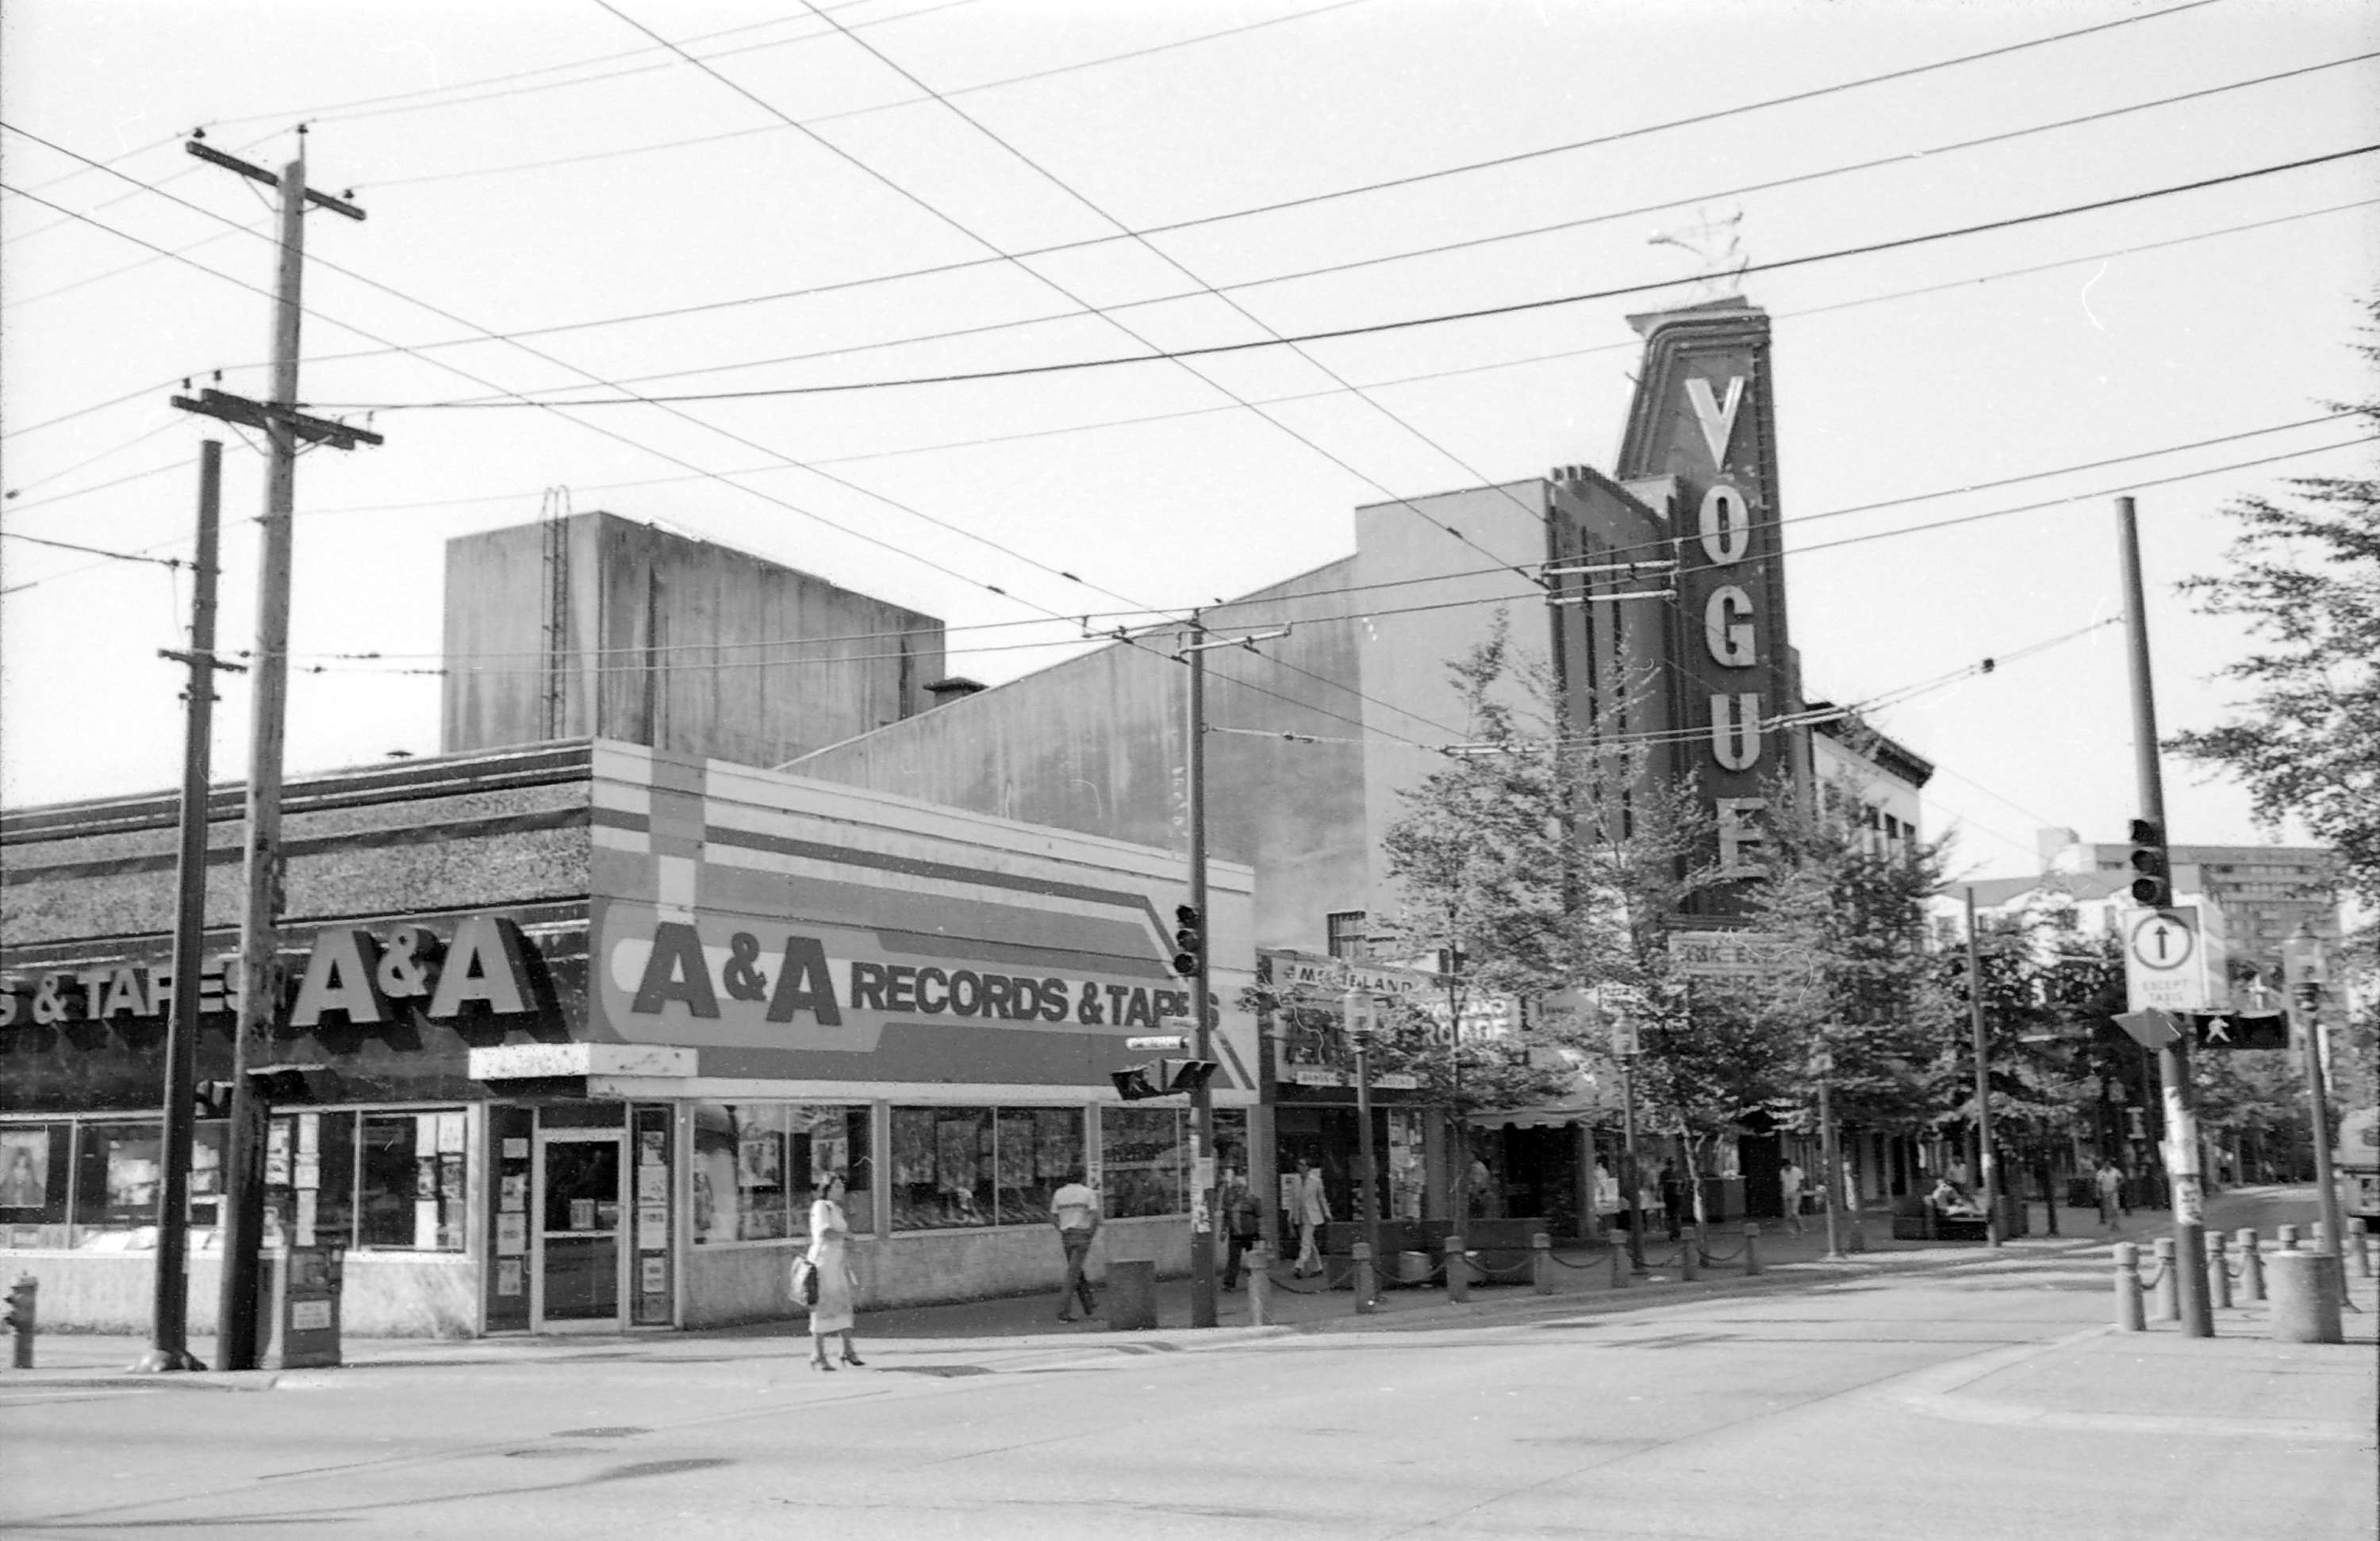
left=10, top=1193, right=2329, bottom=1379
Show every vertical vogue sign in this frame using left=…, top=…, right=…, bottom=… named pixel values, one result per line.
left=1668, top=350, right=1787, bottom=887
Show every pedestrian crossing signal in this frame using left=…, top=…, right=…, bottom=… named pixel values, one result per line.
left=1109, top=1059, right=1217, bottom=1099
left=1111, top=1062, right=1162, bottom=1101
left=2189, top=1011, right=2289, bottom=1051
left=1159, top=1058, right=1218, bottom=1094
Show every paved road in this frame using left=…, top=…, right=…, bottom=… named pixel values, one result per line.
left=6, top=1195, right=2372, bottom=1540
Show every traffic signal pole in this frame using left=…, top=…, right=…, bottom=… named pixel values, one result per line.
left=1182, top=615, right=1217, bottom=1329
left=2116, top=495, right=2213, bottom=1339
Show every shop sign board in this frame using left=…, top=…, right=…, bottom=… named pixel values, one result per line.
left=1672, top=930, right=1788, bottom=977
left=0, top=910, right=553, bottom=1032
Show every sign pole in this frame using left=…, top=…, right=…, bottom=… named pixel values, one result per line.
left=1182, top=615, right=1217, bottom=1330
left=1964, top=885, right=2001, bottom=1248
left=2115, top=494, right=2211, bottom=1338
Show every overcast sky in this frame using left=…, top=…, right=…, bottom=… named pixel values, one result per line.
left=3, top=0, right=2374, bottom=880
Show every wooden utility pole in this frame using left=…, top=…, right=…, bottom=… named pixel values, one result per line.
left=133, top=442, right=243, bottom=1375
left=175, top=134, right=374, bottom=1369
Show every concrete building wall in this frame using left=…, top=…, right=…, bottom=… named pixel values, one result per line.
left=442, top=512, right=946, bottom=770
left=793, top=558, right=1374, bottom=955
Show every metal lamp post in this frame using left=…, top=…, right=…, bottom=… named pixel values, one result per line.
left=1344, top=987, right=1381, bottom=1309
left=2282, top=925, right=2345, bottom=1262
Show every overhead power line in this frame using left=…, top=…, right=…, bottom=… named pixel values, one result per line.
left=340, top=143, right=2380, bottom=410
left=426, top=48, right=2378, bottom=404
left=289, top=0, right=2222, bottom=364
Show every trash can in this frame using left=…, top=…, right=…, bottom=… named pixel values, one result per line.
left=259, top=1244, right=344, bottom=1369
left=1104, top=1259, right=1157, bottom=1330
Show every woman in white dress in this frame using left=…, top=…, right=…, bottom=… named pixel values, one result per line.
left=804, top=1171, right=862, bottom=1370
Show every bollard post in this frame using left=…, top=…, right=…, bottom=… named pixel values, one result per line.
left=2113, top=1243, right=2144, bottom=1332
left=1532, top=1233, right=1553, bottom=1296
left=2235, top=1229, right=2264, bottom=1305
left=1352, top=1242, right=1377, bottom=1315
left=2150, top=1236, right=2178, bottom=1322
left=5, top=1275, right=34, bottom=1369
left=1847, top=1207, right=1868, bottom=1254
left=1246, top=1242, right=1272, bottom=1328
left=2205, top=1230, right=2232, bottom=1310
left=2277, top=1224, right=2300, bottom=1252
left=2353, top=1229, right=2372, bottom=1280
left=2265, top=1248, right=2344, bottom=1344
left=1609, top=1241, right=1630, bottom=1290
left=1681, top=1225, right=1700, bottom=1281
left=1743, top=1223, right=1763, bottom=1277
left=1444, top=1236, right=1469, bottom=1304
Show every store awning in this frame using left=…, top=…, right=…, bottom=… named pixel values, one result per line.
left=1468, top=1106, right=1605, bottom=1130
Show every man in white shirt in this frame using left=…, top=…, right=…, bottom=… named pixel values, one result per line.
left=1293, top=1158, right=1330, bottom=1278
left=1779, top=1161, right=1805, bottom=1235
left=1050, top=1172, right=1100, bottom=1321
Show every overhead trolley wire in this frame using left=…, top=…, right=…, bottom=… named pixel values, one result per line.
left=296, top=0, right=2221, bottom=358
left=763, top=0, right=1553, bottom=592
left=340, top=143, right=2380, bottom=410
left=386, top=47, right=2380, bottom=404
left=0, top=128, right=1180, bottom=630
left=357, top=0, right=1375, bottom=192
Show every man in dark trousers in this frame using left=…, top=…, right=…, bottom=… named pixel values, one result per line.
left=1220, top=1171, right=1263, bottom=1291
left=1050, top=1171, right=1100, bottom=1321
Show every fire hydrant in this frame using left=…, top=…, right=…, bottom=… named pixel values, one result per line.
left=5, top=1274, right=34, bottom=1369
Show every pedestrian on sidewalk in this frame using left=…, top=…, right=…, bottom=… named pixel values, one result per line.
left=804, top=1172, right=863, bottom=1371
left=1221, top=1171, right=1262, bottom=1290
left=1293, top=1157, right=1330, bottom=1277
left=1658, top=1160, right=1683, bottom=1241
left=1779, top=1160, right=1806, bottom=1235
left=1051, top=1170, right=1100, bottom=1321
left=2094, top=1159, right=2124, bottom=1229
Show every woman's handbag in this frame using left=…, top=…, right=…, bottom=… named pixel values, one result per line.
left=791, top=1256, right=820, bottom=1308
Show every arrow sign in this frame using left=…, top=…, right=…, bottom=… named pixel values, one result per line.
left=1125, top=1036, right=1186, bottom=1051
left=2113, top=1009, right=2182, bottom=1049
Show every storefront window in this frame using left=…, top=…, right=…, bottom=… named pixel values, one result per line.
left=691, top=1102, right=873, bottom=1244
left=1101, top=1108, right=1184, bottom=1218
left=72, top=1121, right=161, bottom=1238
left=892, top=1107, right=991, bottom=1229
left=993, top=1107, right=1085, bottom=1226
left=0, top=1122, right=71, bottom=1239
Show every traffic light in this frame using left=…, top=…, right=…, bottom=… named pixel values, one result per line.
left=1107, top=1059, right=1216, bottom=1099
left=2126, top=817, right=2171, bottom=908
left=1158, top=1058, right=1218, bottom=1094
left=1110, top=1062, right=1162, bottom=1101
left=1169, top=904, right=1203, bottom=977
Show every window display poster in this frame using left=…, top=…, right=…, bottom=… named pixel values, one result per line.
left=265, top=1121, right=292, bottom=1186
left=496, top=1211, right=528, bottom=1255
left=294, top=1188, right=317, bottom=1247
left=638, top=1204, right=668, bottom=1251
left=0, top=1129, right=50, bottom=1209
left=636, top=1163, right=668, bottom=1202
left=570, top=1198, right=596, bottom=1231
left=503, top=1137, right=529, bottom=1160
left=436, top=1113, right=466, bottom=1155
left=501, top=1174, right=528, bottom=1211
left=641, top=1257, right=666, bottom=1294
left=297, top=1113, right=318, bottom=1155
left=294, top=1154, right=320, bottom=1193
left=496, top=1257, right=524, bottom=1296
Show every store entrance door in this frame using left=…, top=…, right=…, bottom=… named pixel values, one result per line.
left=534, top=1129, right=625, bottom=1331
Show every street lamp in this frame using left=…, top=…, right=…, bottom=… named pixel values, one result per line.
left=2282, top=925, right=2346, bottom=1263
left=1343, top=986, right=1381, bottom=1311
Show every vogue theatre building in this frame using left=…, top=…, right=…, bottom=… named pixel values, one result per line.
left=795, top=295, right=1933, bottom=1232
left=2, top=521, right=1256, bottom=1336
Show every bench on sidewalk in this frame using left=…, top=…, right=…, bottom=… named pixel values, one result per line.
left=1890, top=1195, right=1987, bottom=1242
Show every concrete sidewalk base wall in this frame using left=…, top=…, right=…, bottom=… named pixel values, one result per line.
left=0, top=1251, right=477, bottom=1337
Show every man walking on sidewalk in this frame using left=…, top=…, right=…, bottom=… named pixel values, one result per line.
left=1779, top=1160, right=1806, bottom=1236
left=1221, top=1171, right=1262, bottom=1291
left=1051, top=1171, right=1100, bottom=1321
left=2095, top=1160, right=2124, bottom=1230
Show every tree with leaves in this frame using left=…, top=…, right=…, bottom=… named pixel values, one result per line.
left=1369, top=611, right=1717, bottom=1220
left=2167, top=294, right=2378, bottom=1101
